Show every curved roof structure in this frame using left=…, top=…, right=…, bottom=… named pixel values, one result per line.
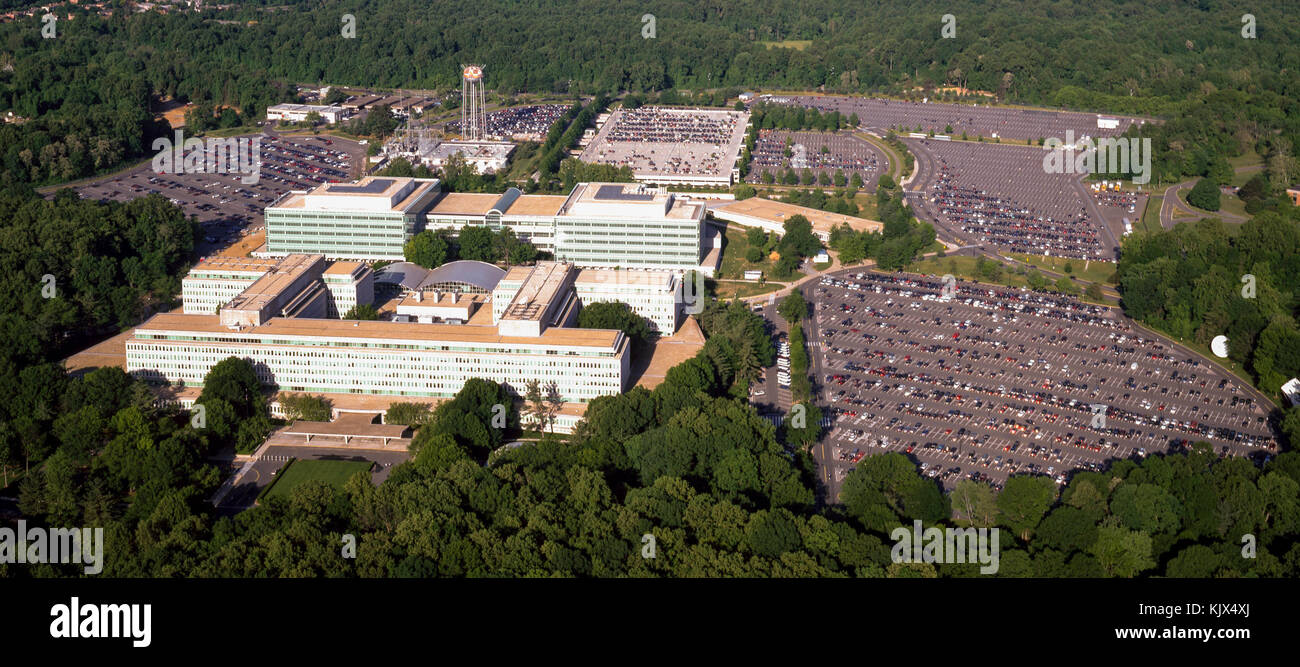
left=417, top=260, right=506, bottom=292
left=374, top=262, right=430, bottom=290
left=490, top=187, right=522, bottom=215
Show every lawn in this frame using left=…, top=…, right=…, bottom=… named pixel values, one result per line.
left=906, top=254, right=1115, bottom=304
left=1137, top=195, right=1164, bottom=235
left=1004, top=252, right=1117, bottom=285
left=260, top=459, right=373, bottom=501
left=908, top=255, right=1034, bottom=290
left=710, top=279, right=783, bottom=300
left=717, top=224, right=780, bottom=280
left=1228, top=149, right=1264, bottom=187
left=1179, top=189, right=1250, bottom=221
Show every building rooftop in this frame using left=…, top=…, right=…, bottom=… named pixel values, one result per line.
left=272, top=176, right=440, bottom=213
left=428, top=191, right=567, bottom=217
left=429, top=192, right=498, bottom=216
left=187, top=256, right=282, bottom=274
left=560, top=182, right=704, bottom=220
left=430, top=141, right=515, bottom=161
left=374, top=262, right=430, bottom=290
left=133, top=311, right=623, bottom=349
left=396, top=292, right=485, bottom=312
left=573, top=267, right=676, bottom=291
left=712, top=197, right=884, bottom=236
left=223, top=254, right=323, bottom=314
left=418, top=260, right=506, bottom=292
left=500, top=262, right=573, bottom=323
left=324, top=261, right=365, bottom=276
left=505, top=195, right=567, bottom=216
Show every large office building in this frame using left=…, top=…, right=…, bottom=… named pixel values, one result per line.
left=128, top=258, right=636, bottom=416
left=262, top=177, right=715, bottom=274
left=181, top=255, right=374, bottom=320
left=181, top=256, right=284, bottom=314
left=493, top=264, right=682, bottom=335
left=263, top=176, right=442, bottom=260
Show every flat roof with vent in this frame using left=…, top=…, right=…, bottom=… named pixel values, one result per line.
left=500, top=262, right=573, bottom=324
left=325, top=179, right=396, bottom=195
left=594, top=184, right=655, bottom=201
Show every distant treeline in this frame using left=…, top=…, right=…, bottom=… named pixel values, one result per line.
left=2, top=1, right=1296, bottom=189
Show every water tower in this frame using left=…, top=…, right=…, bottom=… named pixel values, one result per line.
left=461, top=65, right=486, bottom=141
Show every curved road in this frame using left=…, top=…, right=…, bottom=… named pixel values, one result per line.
left=1160, top=180, right=1248, bottom=229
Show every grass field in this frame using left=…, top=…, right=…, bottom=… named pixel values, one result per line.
left=1004, top=252, right=1117, bottom=285
left=1179, top=188, right=1250, bottom=221
left=717, top=224, right=780, bottom=279
left=710, top=279, right=782, bottom=300
left=906, top=254, right=1115, bottom=304
left=909, top=255, right=1035, bottom=289
left=260, top=459, right=373, bottom=501
left=1228, top=149, right=1264, bottom=187
left=1138, top=195, right=1164, bottom=235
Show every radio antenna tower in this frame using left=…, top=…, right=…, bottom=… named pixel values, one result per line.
left=461, top=65, right=486, bottom=141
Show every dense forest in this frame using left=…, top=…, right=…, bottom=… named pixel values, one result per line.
left=1116, top=211, right=1300, bottom=408
left=2, top=1, right=1297, bottom=187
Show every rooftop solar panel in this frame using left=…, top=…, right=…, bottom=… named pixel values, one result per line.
left=327, top=179, right=394, bottom=194
left=594, top=184, right=654, bottom=201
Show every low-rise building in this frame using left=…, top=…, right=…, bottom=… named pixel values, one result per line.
left=266, top=103, right=351, bottom=124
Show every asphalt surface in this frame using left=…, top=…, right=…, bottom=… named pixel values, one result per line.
left=67, top=131, right=365, bottom=258
left=801, top=268, right=1279, bottom=501
left=1159, top=180, right=1249, bottom=228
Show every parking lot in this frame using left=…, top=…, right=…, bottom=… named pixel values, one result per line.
left=746, top=130, right=883, bottom=189
left=766, top=94, right=1143, bottom=142
left=903, top=139, right=1116, bottom=260
left=73, top=133, right=363, bottom=256
left=806, top=269, right=1278, bottom=498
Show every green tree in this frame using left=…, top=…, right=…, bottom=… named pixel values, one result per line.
left=386, top=402, right=433, bottom=426
left=1091, top=525, right=1155, bottom=577
left=457, top=224, right=497, bottom=262
left=777, top=290, right=807, bottom=324
left=279, top=393, right=333, bottom=422
left=343, top=304, right=380, bottom=320
left=997, top=475, right=1057, bottom=540
left=1187, top=178, right=1220, bottom=211
left=404, top=230, right=452, bottom=269
left=577, top=301, right=654, bottom=344
left=950, top=479, right=997, bottom=527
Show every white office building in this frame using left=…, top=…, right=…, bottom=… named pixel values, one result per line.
left=128, top=257, right=631, bottom=406
left=266, top=104, right=351, bottom=124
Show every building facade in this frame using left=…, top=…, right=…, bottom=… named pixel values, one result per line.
left=262, top=178, right=712, bottom=274
left=126, top=315, right=628, bottom=404
left=263, top=177, right=442, bottom=260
